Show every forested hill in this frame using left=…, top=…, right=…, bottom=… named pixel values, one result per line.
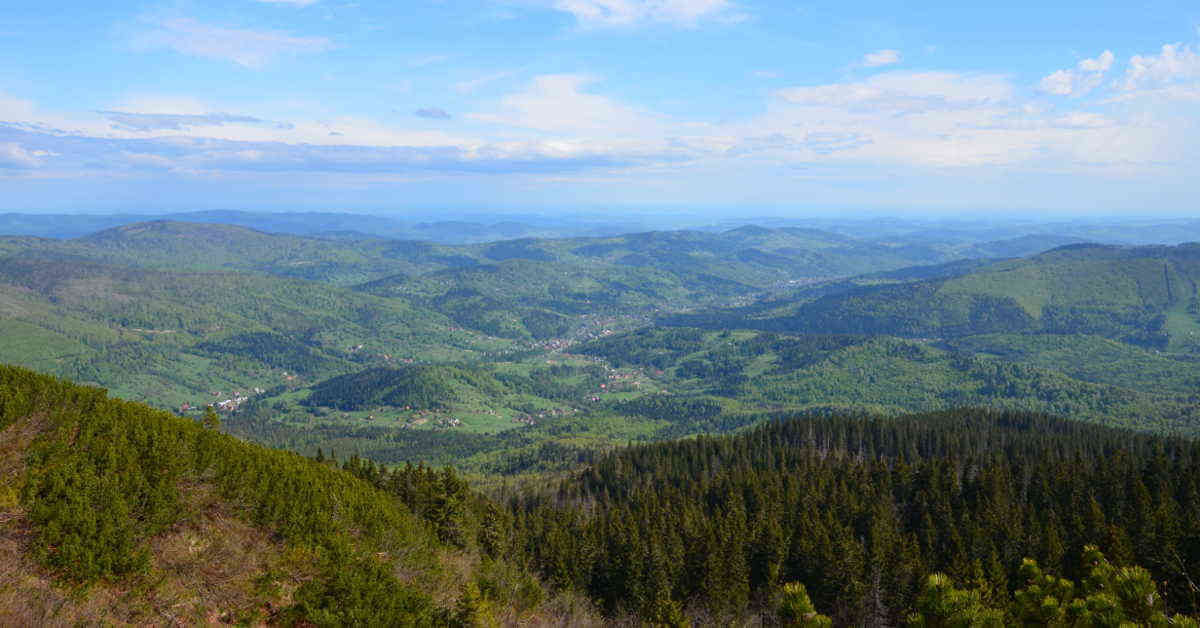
left=670, top=242, right=1200, bottom=351
left=0, top=219, right=1099, bottom=409
left=0, top=363, right=593, bottom=625
left=4, top=362, right=1200, bottom=625
left=507, top=408, right=1200, bottom=625
left=0, top=219, right=1088, bottom=290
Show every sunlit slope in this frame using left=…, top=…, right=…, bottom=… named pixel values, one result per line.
left=0, top=365, right=438, bottom=624
left=700, top=243, right=1200, bottom=349
left=0, top=363, right=595, bottom=625
left=575, top=327, right=1200, bottom=435
left=0, top=220, right=1092, bottom=344
left=0, top=255, right=494, bottom=407
left=3, top=221, right=435, bottom=284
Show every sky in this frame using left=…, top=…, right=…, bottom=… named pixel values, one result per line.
left=1, top=0, right=1199, bottom=216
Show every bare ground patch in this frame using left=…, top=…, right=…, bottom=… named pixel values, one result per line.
left=0, top=415, right=307, bottom=625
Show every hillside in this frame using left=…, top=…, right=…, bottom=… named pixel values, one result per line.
left=0, top=254, right=499, bottom=408
left=0, top=221, right=436, bottom=285
left=218, top=324, right=1200, bottom=477
left=572, top=326, right=1200, bottom=435
left=0, top=364, right=596, bottom=625
left=670, top=243, right=1200, bottom=351
left=0, top=219, right=1101, bottom=345
left=506, top=408, right=1200, bottom=625
left=5, top=362, right=1199, bottom=625
left=5, top=227, right=1200, bottom=482
left=0, top=219, right=1092, bottom=402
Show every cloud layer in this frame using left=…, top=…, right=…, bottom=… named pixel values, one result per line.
left=3, top=36, right=1198, bottom=204
left=133, top=18, right=331, bottom=68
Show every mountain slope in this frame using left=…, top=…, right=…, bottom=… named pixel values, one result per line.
left=676, top=243, right=1200, bottom=351
left=0, top=364, right=436, bottom=623
left=0, top=364, right=595, bottom=625
left=508, top=408, right=1200, bottom=624
left=0, top=255, right=498, bottom=407
left=1, top=220, right=1096, bottom=345
left=573, top=327, right=1200, bottom=435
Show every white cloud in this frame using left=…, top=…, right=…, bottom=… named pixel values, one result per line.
left=469, top=74, right=665, bottom=136
left=1079, top=50, right=1115, bottom=72
left=741, top=68, right=1186, bottom=171
left=548, top=0, right=733, bottom=27
left=133, top=18, right=331, bottom=68
left=1039, top=69, right=1075, bottom=96
left=862, top=49, right=901, bottom=67
left=255, top=0, right=319, bottom=6
left=1038, top=50, right=1114, bottom=96
left=777, top=71, right=1012, bottom=112
left=114, top=96, right=209, bottom=115
left=2, top=36, right=1198, bottom=188
left=455, top=70, right=516, bottom=95
left=1051, top=112, right=1115, bottom=129
left=1120, top=43, right=1200, bottom=90
left=0, top=143, right=45, bottom=169
left=99, top=110, right=290, bottom=132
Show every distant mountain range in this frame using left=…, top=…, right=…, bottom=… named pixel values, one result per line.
left=4, top=210, right=1200, bottom=246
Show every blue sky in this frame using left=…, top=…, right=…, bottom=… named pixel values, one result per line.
left=1, top=0, right=1198, bottom=215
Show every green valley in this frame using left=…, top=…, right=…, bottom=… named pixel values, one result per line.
left=4, top=222, right=1200, bottom=474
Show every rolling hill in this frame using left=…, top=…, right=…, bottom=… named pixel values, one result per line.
left=0, top=364, right=593, bottom=625
left=672, top=243, right=1200, bottom=351
left=0, top=219, right=1096, bottom=396
left=0, top=254, right=500, bottom=408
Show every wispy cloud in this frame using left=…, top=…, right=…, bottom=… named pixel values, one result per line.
left=0, top=142, right=46, bottom=169
left=547, top=0, right=735, bottom=27
left=861, top=49, right=901, bottom=68
left=415, top=108, right=452, bottom=120
left=776, top=71, right=1012, bottom=113
left=98, top=110, right=293, bottom=132
left=455, top=70, right=516, bottom=95
left=409, top=54, right=451, bottom=67
left=132, top=18, right=331, bottom=68
left=254, top=0, right=320, bottom=5
left=0, top=122, right=648, bottom=176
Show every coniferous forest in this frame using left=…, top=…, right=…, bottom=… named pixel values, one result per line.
left=4, top=362, right=1200, bottom=625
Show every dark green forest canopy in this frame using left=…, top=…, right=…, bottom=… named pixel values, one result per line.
left=506, top=408, right=1200, bottom=624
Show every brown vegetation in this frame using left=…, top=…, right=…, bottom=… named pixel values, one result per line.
left=0, top=413, right=310, bottom=626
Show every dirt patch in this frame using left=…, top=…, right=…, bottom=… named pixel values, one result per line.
left=139, top=481, right=307, bottom=625
left=0, top=416, right=305, bottom=625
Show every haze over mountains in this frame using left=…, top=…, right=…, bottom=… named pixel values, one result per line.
left=6, top=209, right=1200, bottom=245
